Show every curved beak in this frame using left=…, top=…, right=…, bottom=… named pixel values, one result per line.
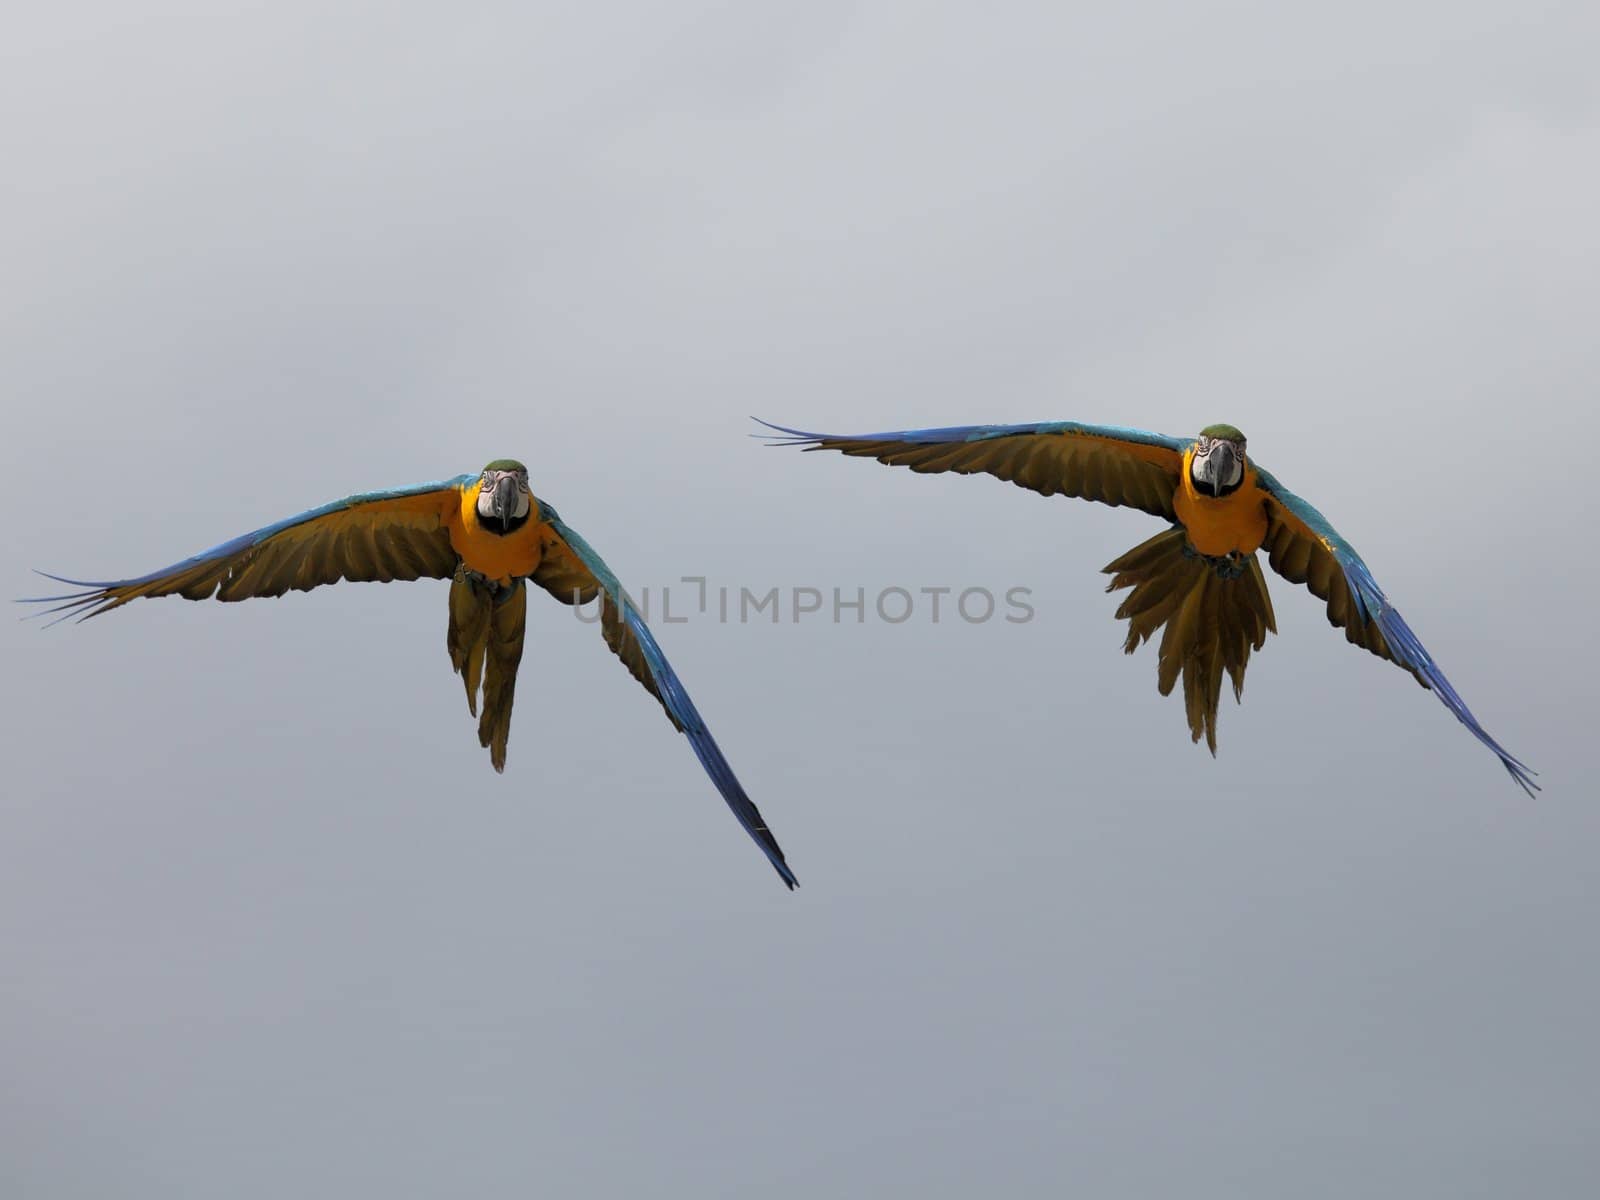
left=490, top=474, right=520, bottom=522
left=1212, top=441, right=1237, bottom=485
left=1197, top=442, right=1238, bottom=491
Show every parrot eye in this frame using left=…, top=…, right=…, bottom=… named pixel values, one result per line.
left=1197, top=437, right=1210, bottom=451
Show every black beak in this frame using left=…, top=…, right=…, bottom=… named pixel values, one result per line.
left=1198, top=442, right=1236, bottom=494
left=1212, top=442, right=1236, bottom=486
left=491, top=475, right=518, bottom=522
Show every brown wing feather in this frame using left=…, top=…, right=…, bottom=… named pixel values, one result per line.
left=211, top=497, right=460, bottom=600
left=44, top=486, right=464, bottom=621
left=809, top=430, right=1182, bottom=519
left=1261, top=499, right=1399, bottom=667
left=529, top=526, right=683, bottom=730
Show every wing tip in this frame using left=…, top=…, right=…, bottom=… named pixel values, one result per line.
left=1502, top=756, right=1540, bottom=798
left=17, top=581, right=113, bottom=627
left=1358, top=595, right=1542, bottom=800
left=771, top=862, right=800, bottom=890
left=31, top=568, right=109, bottom=588
left=19, top=570, right=121, bottom=630
left=609, top=597, right=801, bottom=888
left=750, top=417, right=825, bottom=447
left=766, top=846, right=800, bottom=890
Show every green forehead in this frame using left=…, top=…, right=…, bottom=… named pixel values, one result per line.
left=1199, top=423, right=1245, bottom=442
left=482, top=459, right=527, bottom=473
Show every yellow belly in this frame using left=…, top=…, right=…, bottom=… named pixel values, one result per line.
left=1173, top=450, right=1270, bottom=557
left=447, top=483, right=545, bottom=584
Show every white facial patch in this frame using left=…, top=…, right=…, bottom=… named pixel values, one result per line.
left=476, top=473, right=532, bottom=519
left=1192, top=442, right=1244, bottom=491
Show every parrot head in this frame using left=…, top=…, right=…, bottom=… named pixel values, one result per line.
left=1190, top=424, right=1247, bottom=497
left=476, top=459, right=532, bottom=531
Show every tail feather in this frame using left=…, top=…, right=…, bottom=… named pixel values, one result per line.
left=1219, top=580, right=1250, bottom=702
left=1108, top=531, right=1193, bottom=651
left=1114, top=561, right=1186, bottom=625
left=447, top=570, right=527, bottom=772
left=1227, top=556, right=1277, bottom=701
left=1103, top=527, right=1276, bottom=753
left=1190, top=570, right=1225, bottom=752
left=477, top=583, right=526, bottom=773
left=448, top=567, right=492, bottom=717
left=1156, top=567, right=1207, bottom=697
left=1105, top=530, right=1183, bottom=576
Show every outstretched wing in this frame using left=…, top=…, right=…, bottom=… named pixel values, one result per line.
left=1253, top=463, right=1537, bottom=796
left=758, top=418, right=1188, bottom=519
left=529, top=503, right=798, bottom=889
left=24, top=477, right=473, bottom=622
left=528, top=523, right=670, bottom=728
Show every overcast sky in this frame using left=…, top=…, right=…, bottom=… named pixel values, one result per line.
left=3, top=3, right=1598, bottom=1197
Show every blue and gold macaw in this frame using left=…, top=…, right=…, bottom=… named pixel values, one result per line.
left=24, top=460, right=798, bottom=886
left=760, top=419, right=1536, bottom=795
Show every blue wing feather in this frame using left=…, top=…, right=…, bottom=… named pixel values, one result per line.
left=754, top=416, right=1189, bottom=453
left=541, top=504, right=799, bottom=888
left=1253, top=465, right=1537, bottom=796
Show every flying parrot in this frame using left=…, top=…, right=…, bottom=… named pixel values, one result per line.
left=759, top=419, right=1536, bottom=795
left=24, top=460, right=798, bottom=887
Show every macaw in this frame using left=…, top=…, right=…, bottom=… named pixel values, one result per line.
left=759, top=420, right=1536, bottom=795
left=24, top=460, right=798, bottom=887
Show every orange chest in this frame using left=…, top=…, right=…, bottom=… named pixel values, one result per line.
left=446, top=485, right=545, bottom=584
left=1173, top=450, right=1270, bottom=557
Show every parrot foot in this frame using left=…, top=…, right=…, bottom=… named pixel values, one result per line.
left=1180, top=541, right=1247, bottom=580
left=462, top=569, right=511, bottom=598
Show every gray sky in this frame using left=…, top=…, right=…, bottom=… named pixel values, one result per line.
left=3, top=3, right=1597, bottom=1197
